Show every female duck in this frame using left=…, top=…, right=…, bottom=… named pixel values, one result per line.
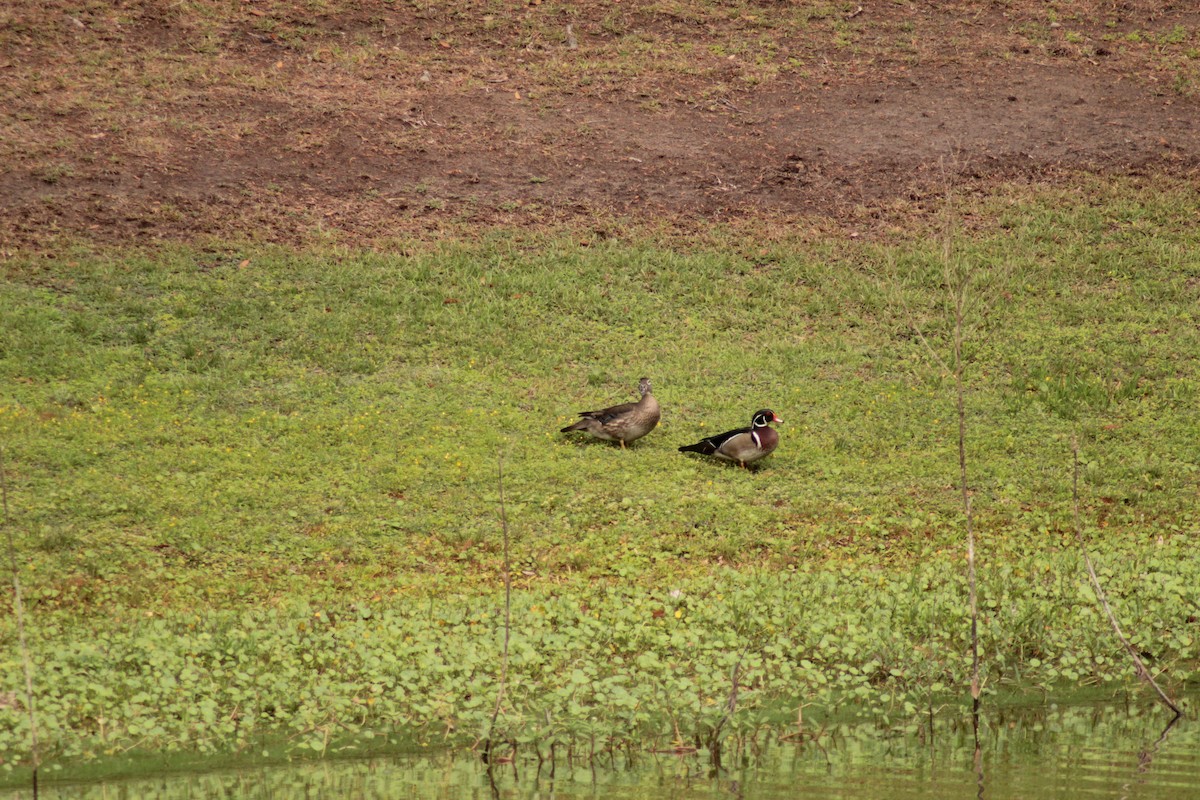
left=560, top=377, right=661, bottom=448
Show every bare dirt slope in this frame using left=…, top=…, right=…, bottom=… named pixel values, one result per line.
left=2, top=1, right=1198, bottom=247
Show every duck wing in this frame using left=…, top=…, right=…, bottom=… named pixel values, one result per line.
left=678, top=425, right=751, bottom=455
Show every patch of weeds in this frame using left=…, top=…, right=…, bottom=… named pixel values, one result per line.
left=1155, top=25, right=1189, bottom=48
left=34, top=162, right=75, bottom=184
left=830, top=20, right=857, bottom=49
left=33, top=525, right=81, bottom=553
left=600, top=10, right=628, bottom=37
left=1169, top=63, right=1199, bottom=98
left=3, top=552, right=1198, bottom=767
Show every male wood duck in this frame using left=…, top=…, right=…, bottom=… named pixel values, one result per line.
left=560, top=377, right=661, bottom=448
left=678, top=409, right=781, bottom=467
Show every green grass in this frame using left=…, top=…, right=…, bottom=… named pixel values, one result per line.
left=2, top=181, right=1200, bottom=770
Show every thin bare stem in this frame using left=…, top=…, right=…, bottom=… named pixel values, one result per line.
left=935, top=178, right=982, bottom=735
left=1071, top=440, right=1181, bottom=718
left=894, top=172, right=982, bottom=741
left=952, top=270, right=980, bottom=713
left=483, top=451, right=513, bottom=765
left=951, top=281, right=982, bottom=762
left=2, top=447, right=40, bottom=795
left=708, top=649, right=746, bottom=768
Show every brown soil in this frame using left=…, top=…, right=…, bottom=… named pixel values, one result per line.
left=2, top=1, right=1198, bottom=248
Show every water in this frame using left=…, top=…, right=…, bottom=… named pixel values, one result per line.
left=11, top=699, right=1198, bottom=799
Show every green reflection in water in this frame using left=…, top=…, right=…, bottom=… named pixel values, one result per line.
left=13, top=698, right=1198, bottom=800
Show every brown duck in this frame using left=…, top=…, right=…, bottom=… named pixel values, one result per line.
left=560, top=377, right=661, bottom=448
left=678, top=409, right=781, bottom=467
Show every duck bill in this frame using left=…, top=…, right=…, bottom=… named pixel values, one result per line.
left=772, top=413, right=783, bottom=423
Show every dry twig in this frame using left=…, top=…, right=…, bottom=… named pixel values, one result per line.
left=1071, top=439, right=1182, bottom=718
